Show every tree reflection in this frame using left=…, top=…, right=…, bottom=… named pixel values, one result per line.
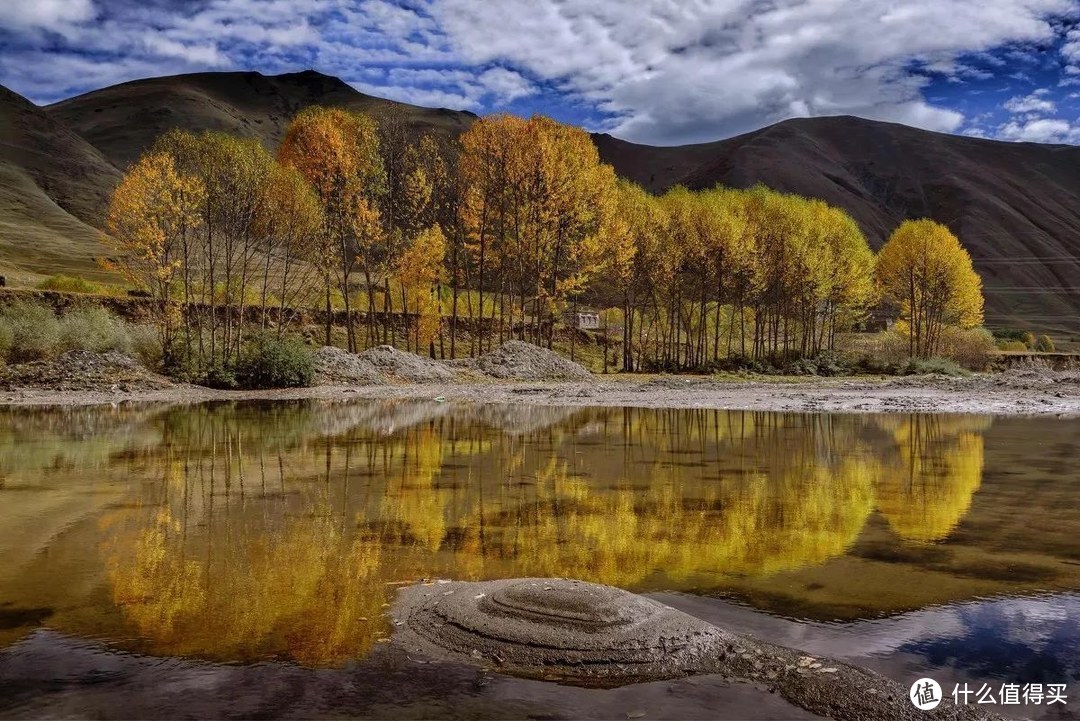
left=874, top=415, right=989, bottom=542
left=84, top=403, right=993, bottom=666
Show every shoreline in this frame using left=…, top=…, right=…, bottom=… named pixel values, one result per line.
left=3, top=372, right=1080, bottom=416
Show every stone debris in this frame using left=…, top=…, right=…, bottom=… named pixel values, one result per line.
left=313, top=345, right=452, bottom=384
left=472, top=341, right=592, bottom=381
left=0, top=350, right=175, bottom=392
left=312, top=346, right=385, bottom=385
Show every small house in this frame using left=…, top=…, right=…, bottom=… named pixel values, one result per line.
left=566, top=309, right=600, bottom=330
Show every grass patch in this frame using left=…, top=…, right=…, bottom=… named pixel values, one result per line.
left=36, top=274, right=115, bottom=296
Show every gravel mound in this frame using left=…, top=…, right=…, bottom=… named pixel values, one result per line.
left=358, top=345, right=453, bottom=383
left=474, top=341, right=592, bottom=381
left=0, top=350, right=175, bottom=392
left=312, top=346, right=384, bottom=385
left=314, top=345, right=452, bottom=384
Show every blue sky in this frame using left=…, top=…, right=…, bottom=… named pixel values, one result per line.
left=2, top=0, right=1080, bottom=145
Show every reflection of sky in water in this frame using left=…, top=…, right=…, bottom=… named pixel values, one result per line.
left=899, top=595, right=1080, bottom=683
left=662, top=592, right=1080, bottom=689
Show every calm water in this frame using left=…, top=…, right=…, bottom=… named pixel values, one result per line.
left=1, top=401, right=1079, bottom=719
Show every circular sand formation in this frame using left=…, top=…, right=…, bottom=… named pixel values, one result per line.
left=395, top=578, right=728, bottom=681
left=392, top=578, right=999, bottom=721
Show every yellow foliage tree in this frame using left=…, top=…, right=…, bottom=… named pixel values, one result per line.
left=279, top=107, right=384, bottom=351
left=103, top=151, right=205, bottom=366
left=876, top=219, right=984, bottom=358
left=395, top=225, right=446, bottom=354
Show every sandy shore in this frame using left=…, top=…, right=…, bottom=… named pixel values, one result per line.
left=3, top=371, right=1080, bottom=416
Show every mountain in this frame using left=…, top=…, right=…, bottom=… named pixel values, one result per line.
left=0, top=85, right=120, bottom=284
left=594, top=118, right=1080, bottom=333
left=0, top=68, right=1077, bottom=332
left=48, top=69, right=476, bottom=170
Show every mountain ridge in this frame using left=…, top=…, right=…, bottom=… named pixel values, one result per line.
left=0, top=69, right=1077, bottom=331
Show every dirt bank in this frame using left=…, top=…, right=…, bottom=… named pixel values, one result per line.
left=3, top=369, right=1080, bottom=415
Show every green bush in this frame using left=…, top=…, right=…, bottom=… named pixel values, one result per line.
left=997, top=340, right=1028, bottom=352
left=1035, top=334, right=1056, bottom=352
left=0, top=302, right=62, bottom=362
left=233, top=333, right=314, bottom=389
left=199, top=362, right=239, bottom=390
left=59, top=306, right=131, bottom=354
left=901, top=357, right=968, bottom=376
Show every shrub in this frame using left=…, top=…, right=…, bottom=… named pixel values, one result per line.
left=901, top=357, right=968, bottom=376
left=937, top=326, right=996, bottom=371
left=997, top=340, right=1028, bottom=352
left=1035, top=334, right=1056, bottom=352
left=59, top=306, right=131, bottom=354
left=128, top=324, right=164, bottom=369
left=1021, top=332, right=1037, bottom=349
left=0, top=320, right=11, bottom=365
left=36, top=274, right=108, bottom=295
left=233, top=333, right=314, bottom=389
left=199, top=362, right=239, bottom=390
left=0, top=301, right=62, bottom=362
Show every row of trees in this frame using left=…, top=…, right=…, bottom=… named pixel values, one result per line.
left=104, top=107, right=984, bottom=372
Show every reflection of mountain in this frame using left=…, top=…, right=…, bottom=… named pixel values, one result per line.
left=0, top=402, right=1016, bottom=667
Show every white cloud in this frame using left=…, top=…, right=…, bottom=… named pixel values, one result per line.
left=426, top=0, right=1072, bottom=143
left=0, top=0, right=95, bottom=30
left=2, top=0, right=1079, bottom=144
left=997, top=117, right=1080, bottom=143
left=1004, top=89, right=1056, bottom=115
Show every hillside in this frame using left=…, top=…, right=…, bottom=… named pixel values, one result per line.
left=596, top=119, right=1080, bottom=333
left=48, top=70, right=476, bottom=170
left=0, top=69, right=1076, bottom=331
left=0, top=86, right=120, bottom=284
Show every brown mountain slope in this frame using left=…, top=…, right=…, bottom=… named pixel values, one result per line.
left=595, top=118, right=1080, bottom=333
left=48, top=70, right=476, bottom=170
left=0, top=86, right=120, bottom=284
left=9, top=69, right=1080, bottom=332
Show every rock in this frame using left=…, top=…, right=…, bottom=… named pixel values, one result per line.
left=392, top=578, right=728, bottom=686
left=473, top=341, right=592, bottom=381
left=391, top=578, right=1000, bottom=721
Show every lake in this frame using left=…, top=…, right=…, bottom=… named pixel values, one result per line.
left=1, top=400, right=1078, bottom=719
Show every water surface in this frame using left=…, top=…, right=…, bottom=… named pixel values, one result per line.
left=1, top=401, right=1078, bottom=718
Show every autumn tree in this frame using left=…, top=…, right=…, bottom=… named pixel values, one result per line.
left=395, top=225, right=446, bottom=355
left=876, top=219, right=983, bottom=358
left=103, top=151, right=205, bottom=367
left=279, top=107, right=385, bottom=352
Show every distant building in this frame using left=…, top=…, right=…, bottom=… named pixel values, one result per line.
left=859, top=306, right=899, bottom=332
left=566, top=309, right=600, bottom=330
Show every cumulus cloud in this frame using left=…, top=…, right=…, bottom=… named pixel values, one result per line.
left=1, top=0, right=1078, bottom=144
left=0, top=0, right=96, bottom=29
left=996, top=117, right=1080, bottom=143
left=426, top=0, right=1071, bottom=143
left=1004, top=89, right=1056, bottom=115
